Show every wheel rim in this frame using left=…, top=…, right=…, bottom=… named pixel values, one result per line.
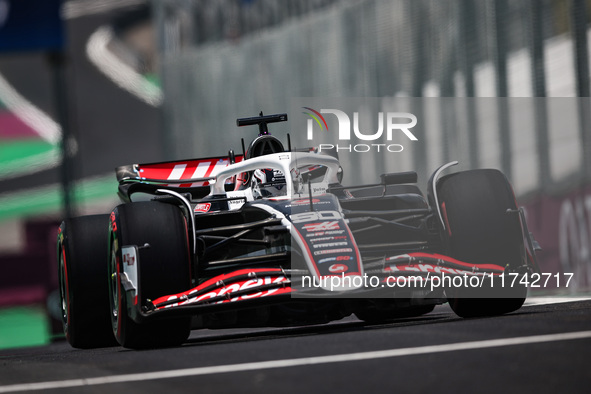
left=109, top=240, right=120, bottom=334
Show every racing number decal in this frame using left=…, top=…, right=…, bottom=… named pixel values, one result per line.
left=290, top=210, right=342, bottom=223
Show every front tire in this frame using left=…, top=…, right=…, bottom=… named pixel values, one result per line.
left=108, top=202, right=192, bottom=349
left=437, top=169, right=527, bottom=318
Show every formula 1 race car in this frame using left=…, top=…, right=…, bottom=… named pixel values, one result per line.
left=57, top=112, right=540, bottom=349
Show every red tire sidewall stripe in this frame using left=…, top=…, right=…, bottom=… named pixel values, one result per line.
left=110, top=212, right=124, bottom=342
left=62, top=246, right=72, bottom=341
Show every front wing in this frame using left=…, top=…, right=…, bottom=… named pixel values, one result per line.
left=119, top=249, right=507, bottom=324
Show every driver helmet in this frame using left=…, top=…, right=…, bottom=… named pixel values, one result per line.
left=252, top=168, right=286, bottom=198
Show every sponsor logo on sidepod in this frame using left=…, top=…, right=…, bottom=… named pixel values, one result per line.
left=306, top=230, right=346, bottom=237
left=194, top=203, right=211, bottom=213
left=319, top=255, right=354, bottom=264
left=329, top=264, right=348, bottom=273
left=313, top=242, right=348, bottom=249
left=303, top=221, right=340, bottom=232
left=311, top=236, right=348, bottom=243
left=314, top=248, right=353, bottom=256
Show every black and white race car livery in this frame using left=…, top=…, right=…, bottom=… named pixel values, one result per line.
left=58, top=113, right=540, bottom=349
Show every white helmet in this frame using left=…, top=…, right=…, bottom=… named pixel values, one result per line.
left=252, top=168, right=286, bottom=198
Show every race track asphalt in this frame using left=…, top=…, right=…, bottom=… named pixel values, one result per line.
left=0, top=299, right=589, bottom=393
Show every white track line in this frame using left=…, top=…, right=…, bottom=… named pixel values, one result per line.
left=0, top=73, right=62, bottom=179
left=0, top=73, right=61, bottom=144
left=86, top=26, right=162, bottom=106
left=1, top=330, right=590, bottom=393
left=0, top=1, right=151, bottom=180
left=524, top=296, right=591, bottom=306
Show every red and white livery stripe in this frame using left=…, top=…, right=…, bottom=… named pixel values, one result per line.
left=136, top=155, right=244, bottom=187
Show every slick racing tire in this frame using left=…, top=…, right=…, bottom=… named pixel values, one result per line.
left=58, top=215, right=117, bottom=348
left=437, top=169, right=527, bottom=318
left=109, top=202, right=191, bottom=349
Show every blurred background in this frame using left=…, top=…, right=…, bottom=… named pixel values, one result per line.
left=1, top=0, right=590, bottom=348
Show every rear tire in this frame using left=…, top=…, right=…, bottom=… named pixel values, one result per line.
left=58, top=215, right=117, bottom=348
left=437, top=169, right=527, bottom=318
left=108, top=202, right=191, bottom=349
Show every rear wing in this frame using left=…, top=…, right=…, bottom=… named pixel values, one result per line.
left=116, top=154, right=244, bottom=202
